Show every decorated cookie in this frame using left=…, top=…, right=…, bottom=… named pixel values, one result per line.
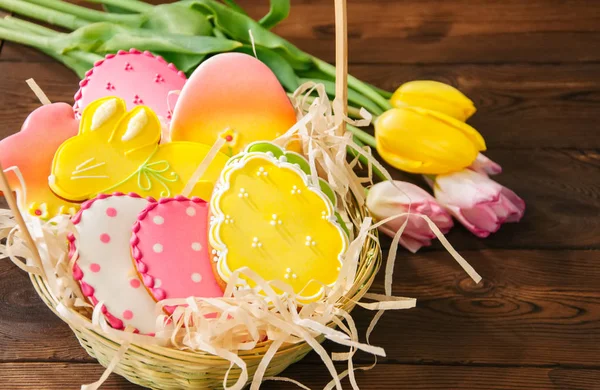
left=209, top=142, right=349, bottom=303
left=170, top=53, right=299, bottom=156
left=50, top=97, right=229, bottom=203
left=131, top=196, right=223, bottom=305
left=71, top=193, right=158, bottom=334
left=74, top=49, right=186, bottom=122
left=0, top=103, right=79, bottom=218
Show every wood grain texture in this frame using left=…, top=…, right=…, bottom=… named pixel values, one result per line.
left=2, top=362, right=600, bottom=389
left=2, top=0, right=600, bottom=64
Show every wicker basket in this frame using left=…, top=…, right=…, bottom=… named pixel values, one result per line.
left=27, top=202, right=381, bottom=389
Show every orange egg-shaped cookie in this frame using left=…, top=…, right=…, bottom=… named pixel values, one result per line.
left=170, top=53, right=298, bottom=156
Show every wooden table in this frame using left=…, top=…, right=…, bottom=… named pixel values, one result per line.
left=1, top=1, right=599, bottom=388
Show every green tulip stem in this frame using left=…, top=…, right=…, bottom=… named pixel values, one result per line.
left=312, top=57, right=393, bottom=112
left=346, top=124, right=376, bottom=149
left=0, top=0, right=90, bottom=30
left=3, top=15, right=59, bottom=36
left=80, top=0, right=153, bottom=13
left=0, top=25, right=53, bottom=51
left=25, top=0, right=145, bottom=25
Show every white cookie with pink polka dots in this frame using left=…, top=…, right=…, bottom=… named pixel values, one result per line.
left=131, top=196, right=223, bottom=307
left=71, top=192, right=158, bottom=334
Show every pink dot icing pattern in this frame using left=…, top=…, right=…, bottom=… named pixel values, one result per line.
left=131, top=196, right=224, bottom=306
left=70, top=193, right=158, bottom=334
left=74, top=49, right=187, bottom=121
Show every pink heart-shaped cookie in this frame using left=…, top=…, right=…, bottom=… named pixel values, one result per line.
left=0, top=103, right=79, bottom=218
left=74, top=49, right=187, bottom=121
left=131, top=196, right=223, bottom=306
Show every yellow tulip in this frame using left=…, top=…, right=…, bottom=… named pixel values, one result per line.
left=375, top=106, right=486, bottom=174
left=390, top=80, right=476, bottom=122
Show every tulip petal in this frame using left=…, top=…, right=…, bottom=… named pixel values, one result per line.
left=470, top=153, right=502, bottom=176
left=421, top=108, right=486, bottom=151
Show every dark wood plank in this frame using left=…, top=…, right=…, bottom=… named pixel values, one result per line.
left=2, top=0, right=600, bottom=64
left=2, top=59, right=600, bottom=150
left=0, top=258, right=89, bottom=362
left=3, top=249, right=599, bottom=366
left=3, top=362, right=600, bottom=390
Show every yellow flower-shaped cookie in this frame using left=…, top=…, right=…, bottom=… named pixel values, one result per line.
left=209, top=142, right=348, bottom=303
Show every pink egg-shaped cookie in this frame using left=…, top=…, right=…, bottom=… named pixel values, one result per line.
left=74, top=49, right=186, bottom=121
left=71, top=193, right=158, bottom=334
left=131, top=196, right=223, bottom=305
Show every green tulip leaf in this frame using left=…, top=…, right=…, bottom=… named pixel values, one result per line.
left=259, top=0, right=290, bottom=30
left=185, top=0, right=312, bottom=71
left=143, top=3, right=213, bottom=36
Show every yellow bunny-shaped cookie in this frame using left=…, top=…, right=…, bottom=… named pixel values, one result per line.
left=49, top=97, right=229, bottom=202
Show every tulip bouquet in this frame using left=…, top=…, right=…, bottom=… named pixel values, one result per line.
left=0, top=0, right=525, bottom=252
left=354, top=81, right=525, bottom=251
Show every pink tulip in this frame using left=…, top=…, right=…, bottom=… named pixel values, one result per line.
left=470, top=153, right=502, bottom=175
left=366, top=181, right=454, bottom=253
left=432, top=169, right=525, bottom=238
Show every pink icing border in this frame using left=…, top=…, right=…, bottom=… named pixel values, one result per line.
left=73, top=48, right=187, bottom=115
left=70, top=192, right=156, bottom=331
left=130, top=195, right=207, bottom=302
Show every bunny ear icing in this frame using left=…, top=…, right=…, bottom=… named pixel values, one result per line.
left=170, top=53, right=298, bottom=155
left=74, top=49, right=187, bottom=121
left=110, top=106, right=161, bottom=153
left=80, top=97, right=127, bottom=137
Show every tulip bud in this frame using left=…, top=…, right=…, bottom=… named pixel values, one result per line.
left=390, top=80, right=476, bottom=122
left=375, top=106, right=486, bottom=174
left=366, top=180, right=453, bottom=253
left=432, top=169, right=525, bottom=238
left=470, top=153, right=502, bottom=176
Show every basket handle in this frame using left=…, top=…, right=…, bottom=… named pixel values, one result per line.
left=334, top=0, right=348, bottom=135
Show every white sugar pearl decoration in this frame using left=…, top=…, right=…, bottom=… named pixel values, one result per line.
left=191, top=273, right=202, bottom=283
left=153, top=215, right=164, bottom=225
left=305, top=236, right=316, bottom=246
left=154, top=279, right=162, bottom=288
left=238, top=188, right=249, bottom=198
left=191, top=242, right=202, bottom=251
left=186, top=207, right=196, bottom=217
left=270, top=214, right=282, bottom=226
left=152, top=243, right=163, bottom=253
left=291, top=185, right=302, bottom=195
left=256, top=166, right=268, bottom=177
